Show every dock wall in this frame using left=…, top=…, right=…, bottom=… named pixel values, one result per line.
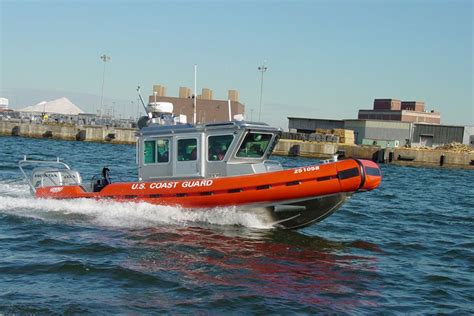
left=0, top=120, right=136, bottom=144
left=275, top=139, right=474, bottom=169
left=2, top=121, right=473, bottom=168
left=274, top=140, right=381, bottom=160
left=274, top=140, right=338, bottom=158
left=392, top=148, right=473, bottom=166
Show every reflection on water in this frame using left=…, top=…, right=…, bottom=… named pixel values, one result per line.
left=123, top=225, right=382, bottom=311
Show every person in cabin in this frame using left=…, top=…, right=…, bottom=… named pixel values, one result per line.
left=209, top=143, right=226, bottom=161
left=190, top=148, right=197, bottom=160
left=159, top=150, right=169, bottom=162
left=217, top=144, right=226, bottom=160
left=178, top=146, right=187, bottom=161
left=250, top=144, right=263, bottom=156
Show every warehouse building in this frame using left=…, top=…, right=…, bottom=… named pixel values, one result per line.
left=464, top=126, right=474, bottom=146
left=344, top=120, right=412, bottom=147
left=288, top=117, right=412, bottom=146
left=288, top=117, right=473, bottom=148
left=0, top=98, right=8, bottom=111
left=286, top=97, right=474, bottom=148
left=148, top=85, right=245, bottom=123
left=288, top=117, right=344, bottom=133
left=358, top=99, right=440, bottom=124
left=411, top=124, right=467, bottom=147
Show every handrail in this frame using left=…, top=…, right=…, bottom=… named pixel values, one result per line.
left=18, top=156, right=73, bottom=194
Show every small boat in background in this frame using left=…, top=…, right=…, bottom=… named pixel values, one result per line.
left=19, top=98, right=381, bottom=230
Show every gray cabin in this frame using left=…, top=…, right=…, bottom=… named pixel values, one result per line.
left=136, top=121, right=283, bottom=181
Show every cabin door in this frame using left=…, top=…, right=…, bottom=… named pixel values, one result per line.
left=174, top=134, right=202, bottom=178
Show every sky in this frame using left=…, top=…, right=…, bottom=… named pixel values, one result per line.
left=1, top=0, right=473, bottom=129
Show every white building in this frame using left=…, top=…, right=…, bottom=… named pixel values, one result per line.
left=20, top=97, right=84, bottom=115
left=0, top=98, right=8, bottom=110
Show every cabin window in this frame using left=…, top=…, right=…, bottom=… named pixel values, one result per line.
left=156, top=139, right=170, bottom=163
left=144, top=140, right=156, bottom=164
left=208, top=135, right=234, bottom=161
left=177, top=138, right=197, bottom=161
left=236, top=132, right=273, bottom=158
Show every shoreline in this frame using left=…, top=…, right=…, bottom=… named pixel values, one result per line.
left=273, top=139, right=474, bottom=170
left=0, top=119, right=136, bottom=144
left=1, top=120, right=473, bottom=170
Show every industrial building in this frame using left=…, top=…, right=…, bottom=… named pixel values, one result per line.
left=358, top=99, right=441, bottom=124
left=289, top=117, right=412, bottom=147
left=148, top=85, right=245, bottom=123
left=412, top=124, right=465, bottom=147
left=288, top=117, right=473, bottom=148
left=288, top=117, right=344, bottom=134
left=287, top=97, right=474, bottom=148
left=464, top=126, right=474, bottom=146
left=0, top=98, right=8, bottom=111
left=344, top=120, right=411, bottom=147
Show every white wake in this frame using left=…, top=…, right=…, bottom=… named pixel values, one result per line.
left=0, top=180, right=273, bottom=229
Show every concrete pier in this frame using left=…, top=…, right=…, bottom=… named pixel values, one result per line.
left=2, top=120, right=473, bottom=169
left=274, top=140, right=381, bottom=160
left=274, top=139, right=474, bottom=169
left=0, top=120, right=136, bottom=144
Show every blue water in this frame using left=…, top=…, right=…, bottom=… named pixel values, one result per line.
left=0, top=136, right=473, bottom=314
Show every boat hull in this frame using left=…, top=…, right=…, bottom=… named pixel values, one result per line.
left=238, top=193, right=349, bottom=229
left=34, top=159, right=381, bottom=229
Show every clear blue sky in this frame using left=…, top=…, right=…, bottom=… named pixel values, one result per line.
left=1, top=0, right=473, bottom=128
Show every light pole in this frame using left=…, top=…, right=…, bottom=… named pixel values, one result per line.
left=100, top=54, right=111, bottom=118
left=132, top=100, right=139, bottom=120
left=136, top=97, right=140, bottom=120
left=258, top=61, right=268, bottom=122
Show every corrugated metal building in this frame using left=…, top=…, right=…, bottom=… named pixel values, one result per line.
left=411, top=124, right=464, bottom=147
left=288, top=117, right=344, bottom=133
left=287, top=117, right=473, bottom=147
left=288, top=117, right=412, bottom=145
left=344, top=120, right=412, bottom=146
left=463, top=126, right=474, bottom=146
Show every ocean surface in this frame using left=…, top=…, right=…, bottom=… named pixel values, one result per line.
left=0, top=136, right=473, bottom=314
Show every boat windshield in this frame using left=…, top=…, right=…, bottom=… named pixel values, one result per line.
left=236, top=132, right=273, bottom=158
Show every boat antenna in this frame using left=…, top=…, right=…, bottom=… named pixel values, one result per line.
left=136, top=85, right=149, bottom=114
left=193, top=64, right=197, bottom=125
